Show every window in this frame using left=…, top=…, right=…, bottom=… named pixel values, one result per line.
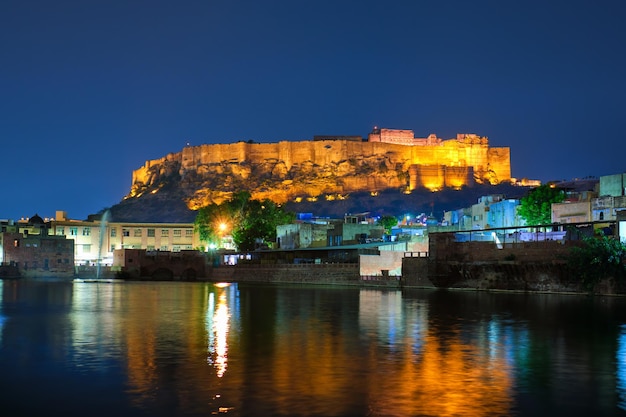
left=147, top=245, right=155, bottom=251
left=82, top=227, right=91, bottom=236
left=161, top=229, right=169, bottom=237
left=173, top=245, right=181, bottom=252
left=110, top=228, right=117, bottom=237
left=173, top=229, right=181, bottom=237
left=56, top=227, right=65, bottom=236
left=110, top=245, right=115, bottom=252
left=147, top=229, right=155, bottom=237
left=83, top=244, right=91, bottom=253
left=160, top=245, right=168, bottom=251
left=70, top=227, right=78, bottom=236
left=185, top=229, right=193, bottom=237
left=134, top=229, right=142, bottom=237
left=122, top=228, right=130, bottom=237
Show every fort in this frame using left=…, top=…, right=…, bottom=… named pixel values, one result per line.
left=127, top=128, right=511, bottom=209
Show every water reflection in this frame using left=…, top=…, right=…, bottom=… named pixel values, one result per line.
left=359, top=290, right=513, bottom=416
left=618, top=324, right=626, bottom=411
left=206, top=283, right=232, bottom=377
left=1, top=281, right=626, bottom=416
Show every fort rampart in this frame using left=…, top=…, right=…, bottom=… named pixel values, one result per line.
left=128, top=134, right=511, bottom=207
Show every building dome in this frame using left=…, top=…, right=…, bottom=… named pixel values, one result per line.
left=28, top=214, right=45, bottom=225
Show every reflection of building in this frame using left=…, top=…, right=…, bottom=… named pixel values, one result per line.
left=0, top=214, right=74, bottom=277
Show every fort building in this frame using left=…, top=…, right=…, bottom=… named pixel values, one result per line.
left=128, top=127, right=511, bottom=209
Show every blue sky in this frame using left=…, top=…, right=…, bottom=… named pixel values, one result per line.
left=2, top=0, right=625, bottom=220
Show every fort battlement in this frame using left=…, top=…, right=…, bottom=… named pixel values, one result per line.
left=128, top=129, right=511, bottom=209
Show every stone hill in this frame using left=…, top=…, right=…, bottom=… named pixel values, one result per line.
left=105, top=181, right=529, bottom=223
left=104, top=129, right=515, bottom=222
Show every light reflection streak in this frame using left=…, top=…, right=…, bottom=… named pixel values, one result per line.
left=0, top=280, right=4, bottom=344
left=206, top=286, right=230, bottom=378
left=617, top=324, right=626, bottom=410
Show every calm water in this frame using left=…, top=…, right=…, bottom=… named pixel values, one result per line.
left=1, top=279, right=626, bottom=417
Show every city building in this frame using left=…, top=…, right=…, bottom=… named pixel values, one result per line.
left=276, top=213, right=384, bottom=250
left=592, top=173, right=626, bottom=222
left=0, top=214, right=74, bottom=277
left=49, top=211, right=201, bottom=267
left=443, top=195, right=522, bottom=230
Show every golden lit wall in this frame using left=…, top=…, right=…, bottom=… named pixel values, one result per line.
left=129, top=137, right=511, bottom=206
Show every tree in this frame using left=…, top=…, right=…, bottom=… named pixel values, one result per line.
left=567, top=235, right=626, bottom=291
left=232, top=198, right=295, bottom=251
left=517, top=184, right=565, bottom=225
left=194, top=203, right=233, bottom=250
left=377, top=215, right=398, bottom=234
left=194, top=192, right=295, bottom=252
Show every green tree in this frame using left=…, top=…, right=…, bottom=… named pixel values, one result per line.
left=194, top=191, right=294, bottom=252
left=194, top=203, right=232, bottom=250
left=567, top=235, right=626, bottom=291
left=232, top=198, right=295, bottom=251
left=377, top=215, right=398, bottom=234
left=517, top=184, right=565, bottom=225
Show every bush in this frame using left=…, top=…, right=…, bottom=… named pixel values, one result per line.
left=567, top=235, right=626, bottom=291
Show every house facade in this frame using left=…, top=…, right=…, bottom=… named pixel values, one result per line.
left=0, top=214, right=74, bottom=277
left=50, top=211, right=200, bottom=267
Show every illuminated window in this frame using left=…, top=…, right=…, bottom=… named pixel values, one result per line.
left=161, top=229, right=169, bottom=237
left=134, top=229, right=142, bottom=237
left=13, top=239, right=19, bottom=247
left=147, top=229, right=155, bottom=237
left=173, top=229, right=181, bottom=237
left=122, top=229, right=130, bottom=237
left=110, top=228, right=117, bottom=237
left=160, top=245, right=168, bottom=251
left=173, top=245, right=181, bottom=252
left=70, top=227, right=78, bottom=236
left=82, top=227, right=91, bottom=236
left=147, top=245, right=155, bottom=251
left=185, top=229, right=193, bottom=237
left=56, top=227, right=65, bottom=236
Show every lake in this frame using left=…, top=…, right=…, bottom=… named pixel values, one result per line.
left=0, top=278, right=625, bottom=416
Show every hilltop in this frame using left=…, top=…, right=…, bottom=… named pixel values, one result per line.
left=99, top=130, right=519, bottom=222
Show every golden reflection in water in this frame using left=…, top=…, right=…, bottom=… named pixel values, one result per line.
left=358, top=292, right=513, bottom=417
left=124, top=286, right=161, bottom=406
left=206, top=286, right=230, bottom=377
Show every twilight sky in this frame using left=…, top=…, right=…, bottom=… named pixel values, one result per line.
left=2, top=0, right=625, bottom=221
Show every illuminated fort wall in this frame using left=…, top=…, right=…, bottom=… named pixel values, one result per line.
left=130, top=129, right=511, bottom=204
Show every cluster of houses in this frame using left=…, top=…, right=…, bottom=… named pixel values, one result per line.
left=1, top=172, right=625, bottom=280
left=440, top=173, right=626, bottom=241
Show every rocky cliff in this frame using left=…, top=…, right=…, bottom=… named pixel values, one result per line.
left=125, top=135, right=511, bottom=212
